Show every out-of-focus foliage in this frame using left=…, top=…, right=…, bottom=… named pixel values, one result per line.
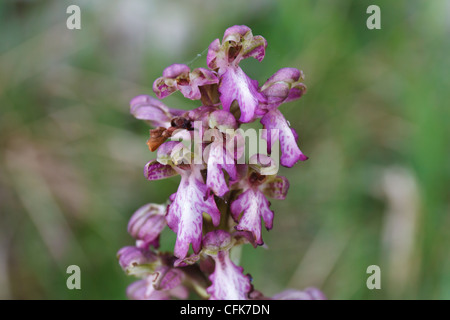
left=0, top=0, right=449, bottom=299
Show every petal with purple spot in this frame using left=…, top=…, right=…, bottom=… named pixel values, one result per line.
left=166, top=167, right=221, bottom=258
left=230, top=189, right=274, bottom=245
left=260, top=109, right=308, bottom=167
left=261, top=176, right=290, bottom=200
left=144, top=159, right=179, bottom=180
left=206, top=250, right=251, bottom=300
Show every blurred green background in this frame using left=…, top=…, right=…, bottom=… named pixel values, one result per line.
left=0, top=0, right=449, bottom=300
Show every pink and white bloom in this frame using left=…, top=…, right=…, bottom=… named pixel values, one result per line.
left=130, top=94, right=185, bottom=127
left=261, top=109, right=308, bottom=168
left=143, top=141, right=222, bottom=259
left=153, top=64, right=219, bottom=103
left=117, top=246, right=190, bottom=300
left=207, top=25, right=267, bottom=123
left=230, top=155, right=289, bottom=245
left=166, top=163, right=221, bottom=259
left=203, top=230, right=252, bottom=300
left=127, top=203, right=167, bottom=249
left=258, top=68, right=308, bottom=167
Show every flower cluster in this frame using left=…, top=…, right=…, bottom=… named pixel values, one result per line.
left=118, top=25, right=325, bottom=300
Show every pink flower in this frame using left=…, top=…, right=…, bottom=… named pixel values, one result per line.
left=230, top=155, right=289, bottom=245
left=166, top=163, right=221, bottom=259
left=153, top=64, right=219, bottom=104
left=203, top=231, right=252, bottom=300
left=207, top=25, right=268, bottom=123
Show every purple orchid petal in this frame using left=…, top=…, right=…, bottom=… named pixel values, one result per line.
left=166, top=285, right=190, bottom=300
left=221, top=25, right=267, bottom=63
left=153, top=64, right=190, bottom=99
left=117, top=246, right=158, bottom=276
left=136, top=238, right=160, bottom=249
left=153, top=64, right=218, bottom=101
left=128, top=203, right=167, bottom=248
left=262, top=68, right=303, bottom=87
left=162, top=64, right=191, bottom=78
left=180, top=68, right=219, bottom=100
left=230, top=188, right=274, bottom=245
left=206, top=140, right=237, bottom=197
left=259, top=68, right=307, bottom=110
left=157, top=140, right=192, bottom=166
left=207, top=26, right=268, bottom=122
left=208, top=110, right=238, bottom=131
left=291, top=127, right=299, bottom=141
left=188, top=106, right=219, bottom=126
left=127, top=279, right=158, bottom=300
left=152, top=79, right=176, bottom=100
left=156, top=141, right=183, bottom=159
left=260, top=109, right=308, bottom=168
left=272, top=288, right=326, bottom=300
left=166, top=166, right=221, bottom=259
left=202, top=230, right=233, bottom=254
left=206, top=39, right=221, bottom=70
left=260, top=82, right=291, bottom=109
left=127, top=278, right=189, bottom=300
left=223, top=25, right=252, bottom=42
left=202, top=231, right=251, bottom=300
left=219, top=66, right=266, bottom=123
left=241, top=34, right=267, bottom=62
left=232, top=230, right=259, bottom=248
left=303, top=287, right=327, bottom=300
left=208, top=25, right=267, bottom=70
left=207, top=251, right=251, bottom=300
left=285, top=83, right=307, bottom=103
left=169, top=192, right=177, bottom=202
left=261, top=176, right=290, bottom=200
left=130, top=95, right=185, bottom=127
left=144, top=159, right=179, bottom=180
left=152, top=266, right=185, bottom=291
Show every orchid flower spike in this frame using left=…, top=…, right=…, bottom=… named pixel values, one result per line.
left=119, top=25, right=325, bottom=301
